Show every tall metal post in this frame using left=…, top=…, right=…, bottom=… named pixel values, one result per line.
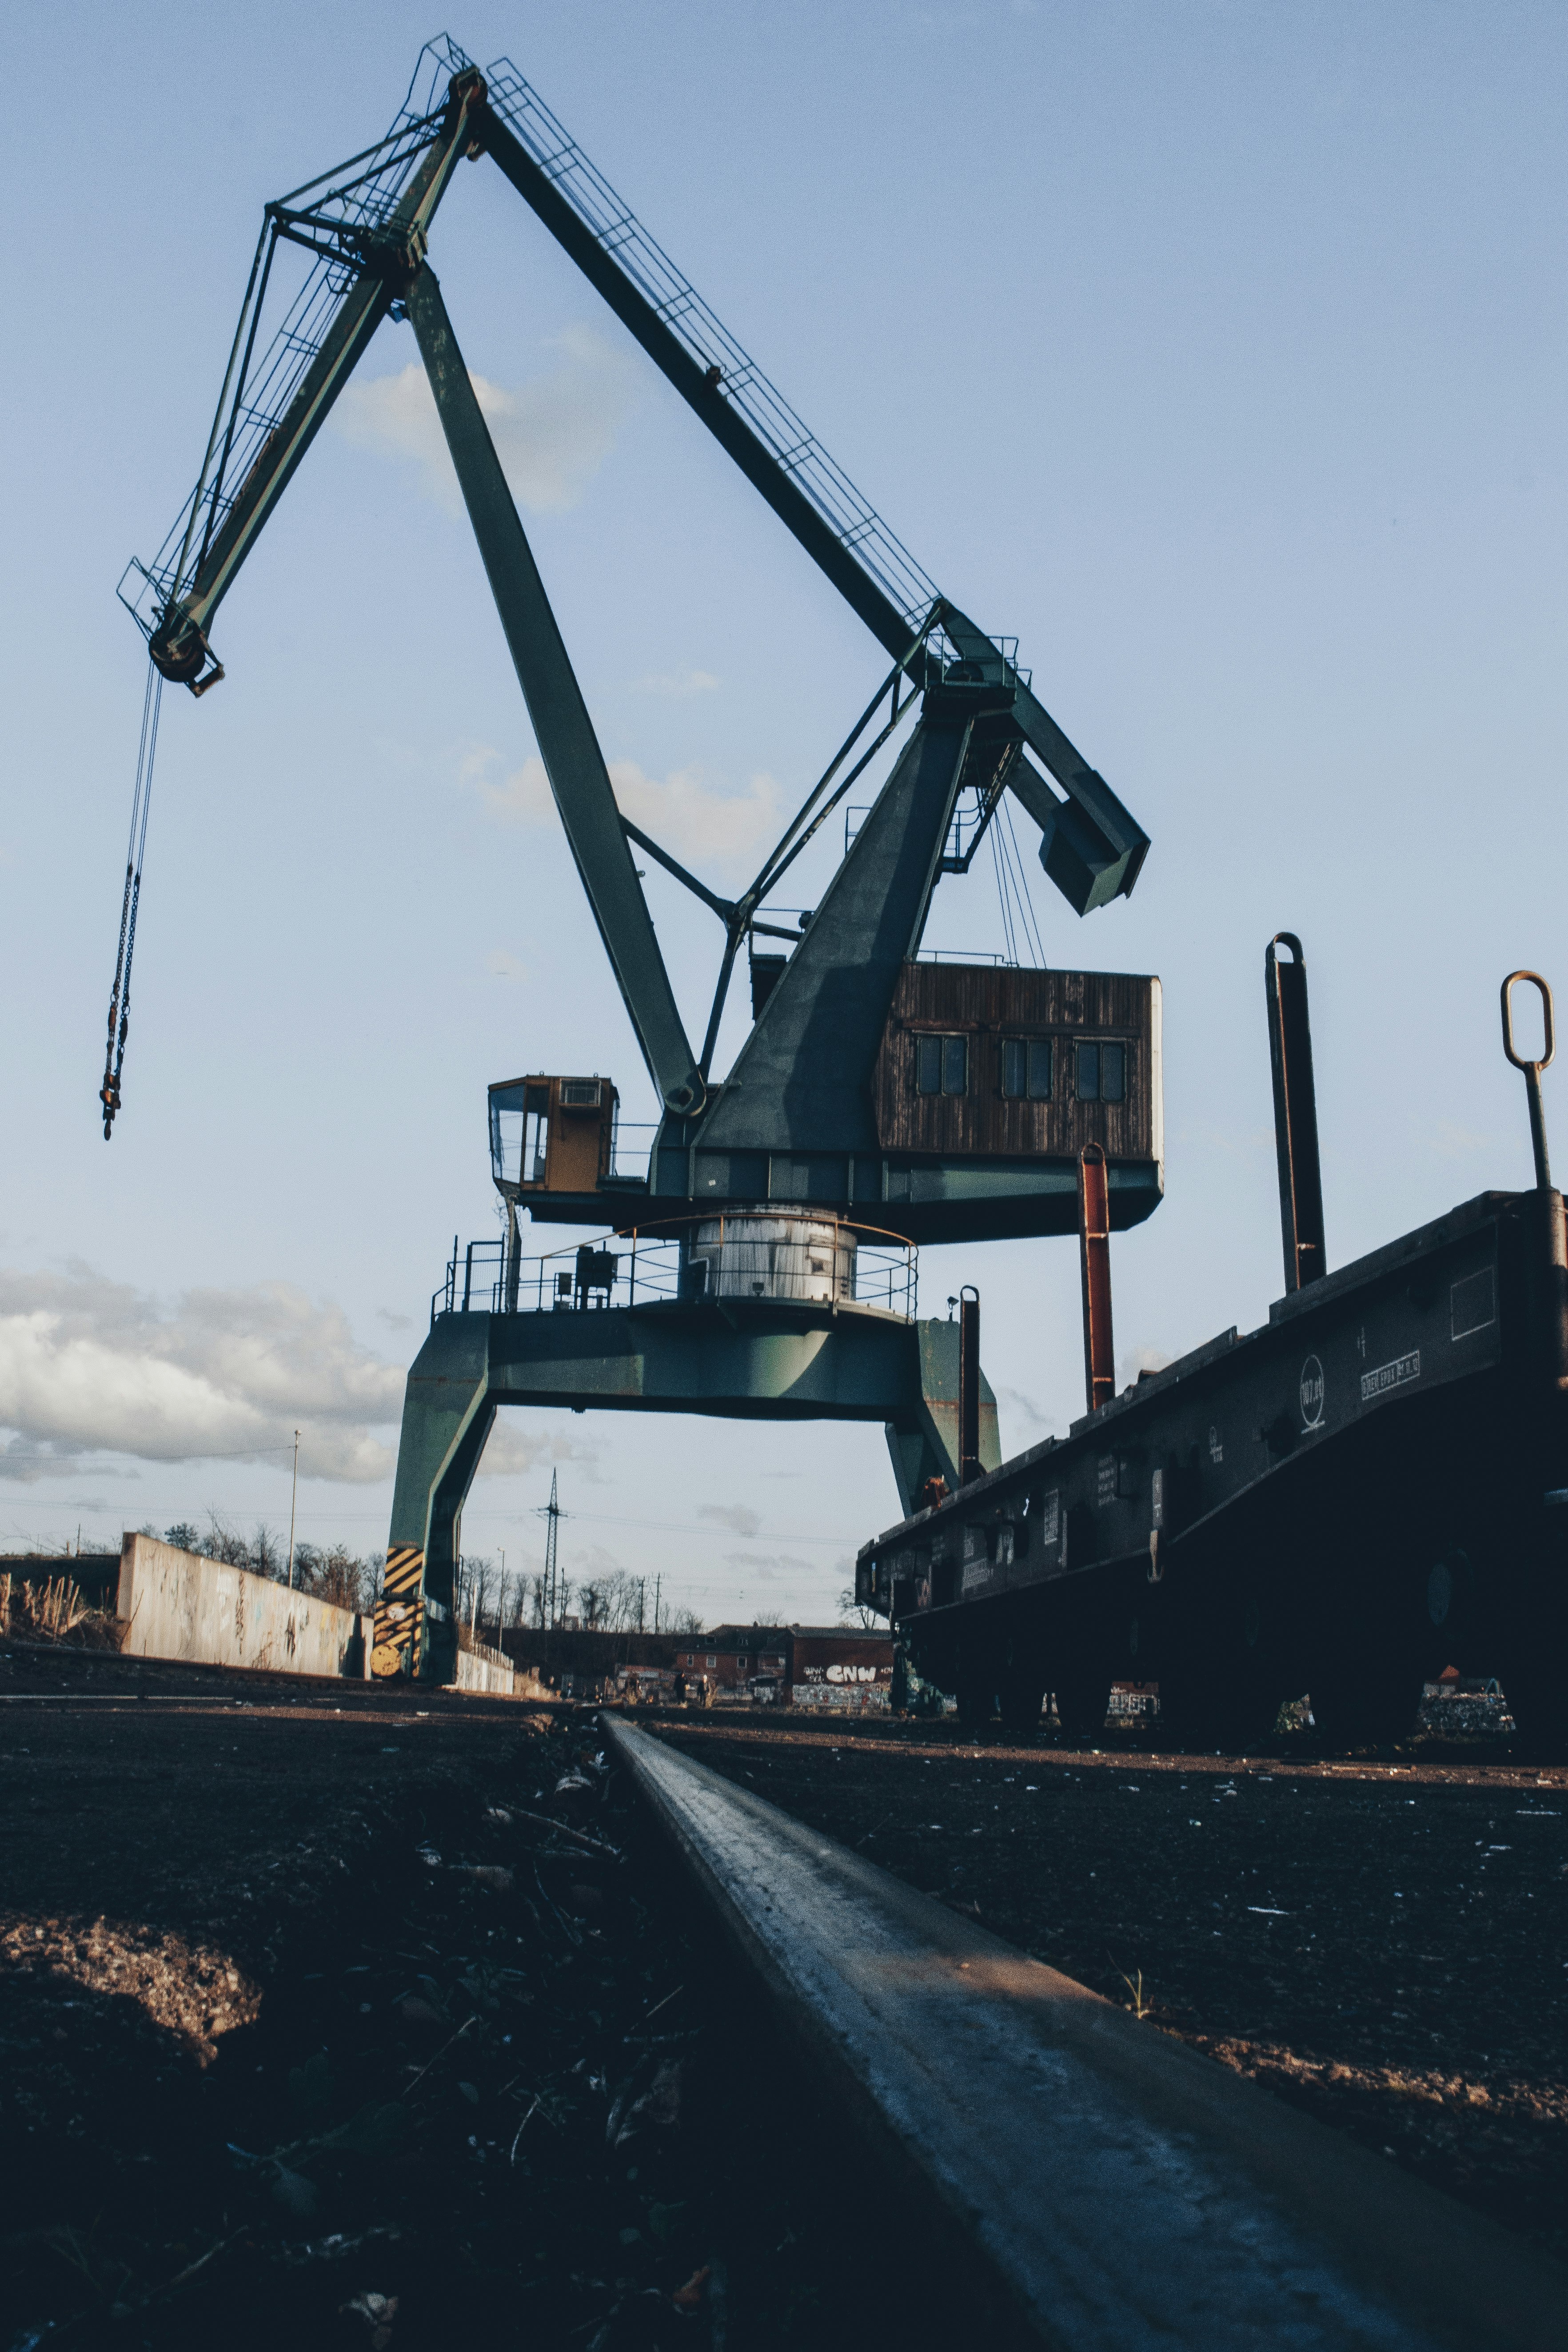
left=1500, top=970, right=1568, bottom=1391
left=1078, top=1145, right=1115, bottom=1414
left=286, top=1426, right=299, bottom=1588
left=1501, top=970, right=1556, bottom=1190
left=1265, top=933, right=1327, bottom=1293
left=958, top=1286, right=981, bottom=1485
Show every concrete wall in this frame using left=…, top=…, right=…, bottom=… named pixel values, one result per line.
left=116, top=1534, right=367, bottom=1678
left=455, top=1644, right=515, bottom=1695
left=455, top=1637, right=549, bottom=1698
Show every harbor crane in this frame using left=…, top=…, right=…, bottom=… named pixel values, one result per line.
left=116, top=37, right=1162, bottom=1680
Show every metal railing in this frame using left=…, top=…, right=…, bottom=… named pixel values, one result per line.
left=606, top=1121, right=658, bottom=1184
left=432, top=1214, right=917, bottom=1325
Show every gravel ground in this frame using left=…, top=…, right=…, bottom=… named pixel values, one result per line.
left=650, top=1707, right=1568, bottom=2260
left=0, top=1644, right=910, bottom=2352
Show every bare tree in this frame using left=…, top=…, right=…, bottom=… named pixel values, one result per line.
left=456, top=1553, right=495, bottom=1632
left=669, top=1605, right=704, bottom=1634
left=296, top=1543, right=376, bottom=1613
left=838, top=1585, right=878, bottom=1630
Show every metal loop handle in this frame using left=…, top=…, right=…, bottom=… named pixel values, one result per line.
left=1501, top=970, right=1554, bottom=1073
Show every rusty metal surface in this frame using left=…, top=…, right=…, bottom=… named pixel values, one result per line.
left=604, top=1714, right=1565, bottom=2351
left=1077, top=1143, right=1115, bottom=1414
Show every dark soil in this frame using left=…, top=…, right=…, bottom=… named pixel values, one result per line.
left=0, top=1645, right=907, bottom=2352
left=650, top=1706, right=1568, bottom=2260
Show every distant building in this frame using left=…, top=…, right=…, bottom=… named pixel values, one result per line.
left=785, top=1625, right=895, bottom=1710
left=496, top=1619, right=894, bottom=1708
left=496, top=1625, right=678, bottom=1699
left=671, top=1623, right=894, bottom=1709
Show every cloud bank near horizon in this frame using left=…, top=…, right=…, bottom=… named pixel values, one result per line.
left=0, top=1268, right=404, bottom=1485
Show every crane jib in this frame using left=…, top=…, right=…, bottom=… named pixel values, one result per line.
left=108, top=38, right=1153, bottom=1137
left=118, top=40, right=1147, bottom=909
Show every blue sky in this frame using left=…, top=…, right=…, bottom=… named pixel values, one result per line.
left=1, top=1, right=1564, bottom=1619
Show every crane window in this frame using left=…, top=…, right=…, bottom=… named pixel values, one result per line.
left=1001, top=1038, right=1053, bottom=1100
left=915, top=1033, right=968, bottom=1096
left=524, top=1083, right=550, bottom=1180
left=1075, top=1042, right=1127, bottom=1102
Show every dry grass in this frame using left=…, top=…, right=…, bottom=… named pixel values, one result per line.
left=0, top=1572, right=122, bottom=1650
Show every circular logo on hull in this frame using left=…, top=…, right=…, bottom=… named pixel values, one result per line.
left=1300, top=1354, right=1325, bottom=1429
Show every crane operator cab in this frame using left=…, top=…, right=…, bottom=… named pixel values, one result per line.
left=489, top=1074, right=618, bottom=1199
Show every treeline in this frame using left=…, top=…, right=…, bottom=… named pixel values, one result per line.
left=154, top=1520, right=381, bottom=1614
left=454, top=1556, right=702, bottom=1640
left=150, top=1520, right=704, bottom=1636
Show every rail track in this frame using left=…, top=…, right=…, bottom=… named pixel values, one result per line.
left=604, top=1713, right=1565, bottom=2352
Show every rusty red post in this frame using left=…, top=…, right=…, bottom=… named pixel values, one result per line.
left=1077, top=1144, right=1115, bottom=1414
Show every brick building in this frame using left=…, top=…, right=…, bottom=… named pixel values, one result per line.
left=670, top=1624, right=894, bottom=1709
left=497, top=1620, right=894, bottom=1707
left=786, top=1625, right=894, bottom=1710
left=497, top=1625, right=679, bottom=1699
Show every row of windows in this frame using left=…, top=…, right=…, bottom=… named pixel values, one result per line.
left=913, top=1033, right=1127, bottom=1103
left=682, top=1651, right=785, bottom=1669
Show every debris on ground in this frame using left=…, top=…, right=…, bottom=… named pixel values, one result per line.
left=0, top=1649, right=913, bottom=2348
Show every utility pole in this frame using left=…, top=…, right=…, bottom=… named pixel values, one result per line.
left=287, top=1429, right=300, bottom=1588
left=654, top=1571, right=661, bottom=1634
left=543, top=1470, right=561, bottom=1629
left=637, top=1576, right=645, bottom=1633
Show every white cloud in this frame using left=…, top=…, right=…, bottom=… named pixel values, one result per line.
left=1431, top=1120, right=1498, bottom=1158
left=721, top=1549, right=818, bottom=1578
left=333, top=324, right=638, bottom=515
left=468, top=746, right=783, bottom=872
left=999, top=1385, right=1053, bottom=1435
left=1119, top=1344, right=1173, bottom=1389
left=698, top=1501, right=762, bottom=1537
left=473, top=1422, right=595, bottom=1480
left=0, top=1268, right=404, bottom=1484
left=636, top=669, right=719, bottom=699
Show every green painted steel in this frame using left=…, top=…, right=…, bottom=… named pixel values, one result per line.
left=693, top=714, right=970, bottom=1159
left=148, top=76, right=485, bottom=683
left=385, top=1299, right=999, bottom=1679
left=407, top=267, right=705, bottom=1120
left=477, top=95, right=1148, bottom=915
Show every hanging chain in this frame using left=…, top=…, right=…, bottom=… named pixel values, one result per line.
left=100, top=665, right=163, bottom=1140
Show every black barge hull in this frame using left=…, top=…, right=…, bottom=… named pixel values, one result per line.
left=856, top=1187, right=1568, bottom=1749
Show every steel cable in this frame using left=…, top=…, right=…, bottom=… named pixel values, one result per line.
left=100, top=665, right=162, bottom=1139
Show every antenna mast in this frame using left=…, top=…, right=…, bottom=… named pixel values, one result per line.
left=543, top=1469, right=561, bottom=1629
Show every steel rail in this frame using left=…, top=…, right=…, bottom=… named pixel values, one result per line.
left=602, top=1715, right=1563, bottom=2352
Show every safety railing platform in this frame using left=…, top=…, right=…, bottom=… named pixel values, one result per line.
left=431, top=1214, right=917, bottom=1326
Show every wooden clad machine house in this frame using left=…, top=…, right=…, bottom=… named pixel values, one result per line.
left=872, top=963, right=1160, bottom=1164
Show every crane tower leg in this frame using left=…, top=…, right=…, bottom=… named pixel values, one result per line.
left=374, top=1316, right=494, bottom=1682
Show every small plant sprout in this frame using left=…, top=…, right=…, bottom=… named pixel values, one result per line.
left=1119, top=1968, right=1152, bottom=2020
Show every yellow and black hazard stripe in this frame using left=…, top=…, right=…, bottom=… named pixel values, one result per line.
left=372, top=1545, right=424, bottom=1678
